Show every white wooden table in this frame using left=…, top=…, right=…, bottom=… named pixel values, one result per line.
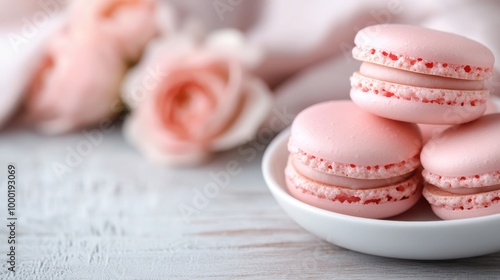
left=1, top=128, right=500, bottom=279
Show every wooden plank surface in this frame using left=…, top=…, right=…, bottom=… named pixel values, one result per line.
left=1, top=129, right=500, bottom=279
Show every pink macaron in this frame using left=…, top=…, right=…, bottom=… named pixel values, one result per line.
left=421, top=113, right=500, bottom=220
left=285, top=101, right=423, bottom=219
left=418, top=95, right=499, bottom=142
left=350, top=24, right=494, bottom=124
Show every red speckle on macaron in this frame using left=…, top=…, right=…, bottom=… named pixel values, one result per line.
left=364, top=198, right=381, bottom=204
left=336, top=196, right=361, bottom=203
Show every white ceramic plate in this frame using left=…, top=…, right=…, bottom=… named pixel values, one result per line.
left=262, top=128, right=500, bottom=260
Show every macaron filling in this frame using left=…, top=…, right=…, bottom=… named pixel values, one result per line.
left=291, top=156, right=412, bottom=189
left=359, top=62, right=485, bottom=90
left=423, top=183, right=500, bottom=211
left=285, top=161, right=421, bottom=205
left=427, top=183, right=500, bottom=195
left=288, top=142, right=420, bottom=180
left=351, top=73, right=488, bottom=106
left=422, top=169, right=500, bottom=189
left=352, top=45, right=492, bottom=80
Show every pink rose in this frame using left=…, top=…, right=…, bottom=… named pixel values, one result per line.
left=23, top=0, right=168, bottom=134
left=122, top=30, right=273, bottom=166
left=68, top=0, right=171, bottom=62
left=23, top=29, right=126, bottom=134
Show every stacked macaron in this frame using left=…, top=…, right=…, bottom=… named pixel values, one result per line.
left=350, top=24, right=494, bottom=125
left=421, top=114, right=500, bottom=220
left=285, top=101, right=423, bottom=219
left=347, top=24, right=499, bottom=220
left=284, top=24, right=498, bottom=220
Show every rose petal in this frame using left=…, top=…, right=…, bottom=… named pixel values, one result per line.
left=198, top=57, right=244, bottom=138
left=67, top=0, right=166, bottom=62
left=124, top=108, right=210, bottom=166
left=24, top=29, right=126, bottom=134
left=155, top=70, right=225, bottom=140
left=122, top=26, right=270, bottom=166
left=211, top=77, right=273, bottom=151
left=122, top=37, right=198, bottom=109
left=205, top=29, right=262, bottom=69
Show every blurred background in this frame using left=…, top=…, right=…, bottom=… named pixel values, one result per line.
left=2, top=0, right=500, bottom=138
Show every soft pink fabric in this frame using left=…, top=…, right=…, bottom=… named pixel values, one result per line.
left=0, top=14, right=64, bottom=129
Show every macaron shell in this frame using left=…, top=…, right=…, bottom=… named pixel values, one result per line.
left=418, top=95, right=498, bottom=142
left=423, top=183, right=500, bottom=220
left=430, top=204, right=500, bottom=220
left=422, top=169, right=500, bottom=190
left=291, top=156, right=410, bottom=189
left=353, top=24, right=494, bottom=80
left=421, top=113, right=500, bottom=177
left=350, top=87, right=486, bottom=124
left=290, top=143, right=420, bottom=180
left=359, top=62, right=485, bottom=90
left=285, top=160, right=422, bottom=219
left=351, top=72, right=488, bottom=107
left=290, top=101, right=422, bottom=167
